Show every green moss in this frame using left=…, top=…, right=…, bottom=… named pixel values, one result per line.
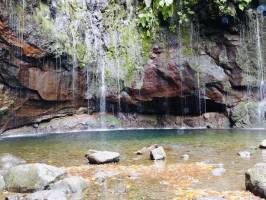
left=181, top=47, right=193, bottom=56
left=180, top=26, right=194, bottom=56
left=34, top=1, right=92, bottom=67
left=102, top=2, right=146, bottom=87
left=141, top=35, right=152, bottom=59
left=34, top=2, right=55, bottom=34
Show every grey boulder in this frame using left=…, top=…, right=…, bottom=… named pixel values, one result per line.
left=4, top=163, right=66, bottom=192
left=150, top=147, right=166, bottom=160
left=6, top=176, right=88, bottom=200
left=49, top=176, right=88, bottom=198
left=85, top=150, right=120, bottom=164
left=245, top=163, right=266, bottom=198
left=260, top=140, right=266, bottom=149
left=6, top=190, right=68, bottom=200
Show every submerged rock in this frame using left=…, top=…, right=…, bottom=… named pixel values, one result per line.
left=4, top=163, right=66, bottom=192
left=150, top=147, right=166, bottom=160
left=238, top=151, right=251, bottom=159
left=245, top=163, right=266, bottom=198
left=85, top=150, right=120, bottom=164
left=0, top=153, right=26, bottom=170
left=212, top=167, right=226, bottom=176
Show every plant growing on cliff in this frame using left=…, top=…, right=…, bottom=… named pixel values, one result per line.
left=138, top=0, right=252, bottom=36
left=137, top=8, right=159, bottom=37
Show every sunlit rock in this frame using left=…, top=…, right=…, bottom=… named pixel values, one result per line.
left=259, top=140, right=266, bottom=149
left=85, top=150, right=120, bottom=164
left=246, top=163, right=266, bottom=198
left=6, top=190, right=67, bottom=200
left=4, top=163, right=66, bottom=192
left=181, top=154, right=190, bottom=161
left=238, top=151, right=251, bottom=159
left=150, top=147, right=166, bottom=160
left=49, top=176, right=88, bottom=199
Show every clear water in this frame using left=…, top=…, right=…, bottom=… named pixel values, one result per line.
left=1, top=129, right=266, bottom=192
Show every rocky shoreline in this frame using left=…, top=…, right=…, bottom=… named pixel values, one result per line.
left=2, top=112, right=229, bottom=137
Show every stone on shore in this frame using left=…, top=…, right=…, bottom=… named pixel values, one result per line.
left=4, top=163, right=66, bottom=192
left=6, top=190, right=68, bottom=200
left=49, top=176, right=88, bottom=195
left=245, top=163, right=266, bottom=198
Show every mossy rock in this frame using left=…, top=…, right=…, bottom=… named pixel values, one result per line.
left=231, top=101, right=258, bottom=128
left=4, top=163, right=66, bottom=193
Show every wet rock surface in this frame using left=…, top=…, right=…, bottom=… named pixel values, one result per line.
left=245, top=163, right=266, bottom=198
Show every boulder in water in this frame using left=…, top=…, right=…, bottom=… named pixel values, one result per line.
left=0, top=153, right=26, bottom=170
left=245, top=163, right=266, bottom=198
left=259, top=140, right=266, bottom=149
left=4, top=163, right=66, bottom=192
left=181, top=154, right=190, bottom=161
left=238, top=151, right=251, bottom=159
left=150, top=147, right=166, bottom=160
left=85, top=150, right=120, bottom=164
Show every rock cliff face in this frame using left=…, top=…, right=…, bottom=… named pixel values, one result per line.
left=0, top=0, right=265, bottom=134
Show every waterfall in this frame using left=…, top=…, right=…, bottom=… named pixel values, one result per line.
left=113, top=32, right=121, bottom=114
left=255, top=14, right=266, bottom=126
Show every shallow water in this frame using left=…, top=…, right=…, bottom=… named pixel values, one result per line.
left=1, top=129, right=266, bottom=192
